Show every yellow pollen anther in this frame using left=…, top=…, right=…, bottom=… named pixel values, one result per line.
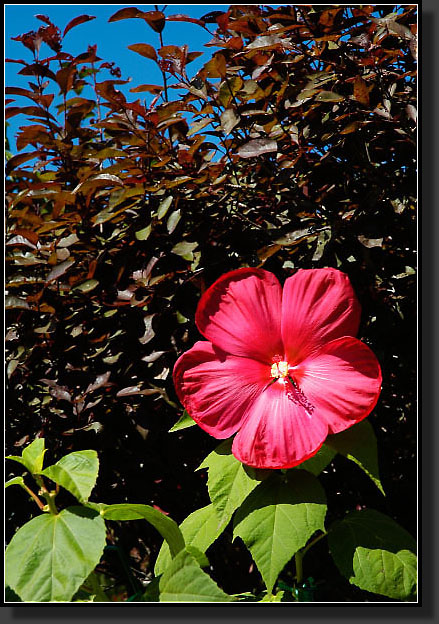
left=270, top=361, right=289, bottom=379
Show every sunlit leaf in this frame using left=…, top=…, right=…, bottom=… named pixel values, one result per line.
left=353, top=76, right=370, bottom=106
left=127, top=43, right=157, bottom=61
left=157, top=196, right=173, bottom=219
left=73, top=279, right=99, bottom=293
left=45, top=259, right=75, bottom=283
left=168, top=410, right=196, bottom=432
left=108, top=7, right=145, bottom=22
left=234, top=471, right=327, bottom=593
left=329, top=509, right=417, bottom=600
left=7, top=438, right=46, bottom=474
left=93, top=503, right=184, bottom=557
left=167, top=209, right=181, bottom=234
left=171, top=241, right=198, bottom=261
left=143, top=10, right=166, bottom=33
left=198, top=439, right=269, bottom=531
left=155, top=504, right=223, bottom=575
left=63, top=15, right=96, bottom=37
left=135, top=225, right=152, bottom=241
left=220, top=109, right=240, bottom=135
left=237, top=138, right=278, bottom=159
left=41, top=450, right=99, bottom=503
left=315, top=91, right=344, bottom=102
left=5, top=507, right=106, bottom=602
left=159, top=549, right=233, bottom=602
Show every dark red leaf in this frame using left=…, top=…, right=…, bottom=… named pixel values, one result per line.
left=200, top=10, right=225, bottom=23
left=18, top=63, right=57, bottom=81
left=56, top=65, right=77, bottom=94
left=166, top=14, right=205, bottom=26
left=38, top=24, right=62, bottom=53
left=108, top=7, right=145, bottom=22
left=35, top=14, right=52, bottom=25
left=142, top=11, right=166, bottom=33
left=158, top=45, right=184, bottom=60
left=130, top=84, right=163, bottom=94
left=216, top=12, right=231, bottom=32
left=63, top=15, right=96, bottom=37
left=127, top=43, right=157, bottom=61
left=11, top=31, right=40, bottom=53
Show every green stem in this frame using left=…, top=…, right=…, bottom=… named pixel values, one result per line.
left=294, top=531, right=328, bottom=586
left=34, top=475, right=58, bottom=515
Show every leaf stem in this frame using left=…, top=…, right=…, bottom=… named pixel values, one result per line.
left=295, top=531, right=328, bottom=584
left=22, top=483, right=45, bottom=511
left=34, top=475, right=58, bottom=514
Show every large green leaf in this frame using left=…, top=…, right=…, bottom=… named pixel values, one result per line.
left=292, top=444, right=337, bottom=476
left=155, top=503, right=222, bottom=575
left=5, top=506, right=106, bottom=602
left=328, top=509, right=417, bottom=600
left=159, top=549, right=234, bottom=602
left=41, top=450, right=99, bottom=503
left=326, top=419, right=384, bottom=494
left=198, top=438, right=269, bottom=530
left=7, top=437, right=46, bottom=474
left=233, top=471, right=327, bottom=593
left=93, top=503, right=184, bottom=558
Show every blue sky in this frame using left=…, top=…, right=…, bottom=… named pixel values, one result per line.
left=5, top=4, right=232, bottom=151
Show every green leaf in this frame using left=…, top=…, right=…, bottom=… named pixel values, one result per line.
left=41, top=450, right=99, bottom=503
left=5, top=506, right=106, bottom=602
left=5, top=476, right=26, bottom=489
left=158, top=549, right=234, bottom=602
left=198, top=438, right=269, bottom=530
left=6, top=437, right=46, bottom=474
left=328, top=509, right=417, bottom=600
left=73, top=279, right=99, bottom=293
left=155, top=504, right=222, bottom=575
left=315, top=91, right=344, bottom=102
left=168, top=409, right=196, bottom=432
left=293, top=444, right=336, bottom=476
left=135, top=224, right=152, bottom=241
left=233, top=471, right=327, bottom=593
left=166, top=209, right=181, bottom=234
left=94, top=503, right=184, bottom=558
left=171, top=241, right=198, bottom=261
left=157, top=195, right=173, bottom=219
left=326, top=419, right=384, bottom=494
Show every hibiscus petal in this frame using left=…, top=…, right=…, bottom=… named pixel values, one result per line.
left=195, top=268, right=283, bottom=363
left=173, top=341, right=268, bottom=439
left=281, top=268, right=361, bottom=363
left=292, top=336, right=382, bottom=434
left=232, top=380, right=328, bottom=469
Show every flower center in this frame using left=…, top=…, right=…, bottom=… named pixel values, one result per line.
left=268, top=355, right=315, bottom=416
left=270, top=358, right=289, bottom=379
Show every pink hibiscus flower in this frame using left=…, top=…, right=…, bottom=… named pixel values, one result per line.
left=173, top=268, right=382, bottom=470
